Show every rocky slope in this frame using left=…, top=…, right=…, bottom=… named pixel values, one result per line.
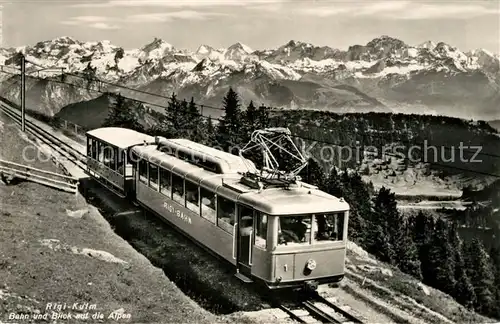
left=0, top=35, right=499, bottom=119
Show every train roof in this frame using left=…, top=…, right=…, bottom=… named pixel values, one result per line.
left=86, top=127, right=155, bottom=149
left=157, top=138, right=255, bottom=174
left=132, top=144, right=349, bottom=215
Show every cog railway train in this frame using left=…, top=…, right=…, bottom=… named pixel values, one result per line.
left=85, top=127, right=350, bottom=290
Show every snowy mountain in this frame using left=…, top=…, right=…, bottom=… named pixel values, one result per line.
left=0, top=35, right=499, bottom=120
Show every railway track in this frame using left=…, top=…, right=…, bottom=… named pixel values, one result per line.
left=0, top=99, right=367, bottom=323
left=277, top=292, right=364, bottom=324
left=0, top=100, right=87, bottom=172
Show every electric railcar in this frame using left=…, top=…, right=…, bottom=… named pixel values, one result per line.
left=85, top=127, right=350, bottom=289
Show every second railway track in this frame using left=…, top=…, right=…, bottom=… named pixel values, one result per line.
left=0, top=100, right=87, bottom=172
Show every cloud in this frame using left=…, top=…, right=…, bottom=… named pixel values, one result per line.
left=63, top=15, right=111, bottom=23
left=128, top=10, right=227, bottom=22
left=71, top=0, right=286, bottom=8
left=296, top=1, right=498, bottom=20
left=246, top=3, right=285, bottom=12
left=60, top=16, right=121, bottom=29
left=88, top=22, right=121, bottom=30
left=61, top=11, right=223, bottom=27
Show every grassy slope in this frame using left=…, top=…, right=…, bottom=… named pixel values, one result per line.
left=2, top=110, right=495, bottom=324
left=344, top=242, right=496, bottom=324
left=0, top=112, right=258, bottom=324
left=488, top=120, right=500, bottom=132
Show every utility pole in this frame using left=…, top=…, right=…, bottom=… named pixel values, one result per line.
left=20, top=53, right=26, bottom=132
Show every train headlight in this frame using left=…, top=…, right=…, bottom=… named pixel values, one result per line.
left=306, top=259, right=317, bottom=271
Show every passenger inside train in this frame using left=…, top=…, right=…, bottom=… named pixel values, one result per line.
left=279, top=216, right=309, bottom=245
left=277, top=213, right=345, bottom=245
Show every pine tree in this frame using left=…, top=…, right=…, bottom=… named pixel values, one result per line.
left=257, top=104, right=271, bottom=129
left=243, top=100, right=258, bottom=143
left=365, top=187, right=395, bottom=263
left=186, top=97, right=203, bottom=142
left=410, top=212, right=434, bottom=249
left=103, top=94, right=143, bottom=131
left=325, top=168, right=343, bottom=197
left=157, top=93, right=191, bottom=138
left=464, top=238, right=496, bottom=315
left=448, top=223, right=476, bottom=309
left=409, top=212, right=434, bottom=281
left=337, top=172, right=367, bottom=242
left=426, top=219, right=456, bottom=295
left=156, top=93, right=178, bottom=138
left=204, top=116, right=216, bottom=147
left=393, top=221, right=423, bottom=280
left=489, top=245, right=500, bottom=318
left=177, top=99, right=190, bottom=138
left=216, top=87, right=243, bottom=153
left=300, top=158, right=326, bottom=188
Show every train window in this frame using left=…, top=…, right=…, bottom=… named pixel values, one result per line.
left=197, top=160, right=220, bottom=173
left=103, top=147, right=108, bottom=166
left=98, top=142, right=104, bottom=163
left=117, top=150, right=125, bottom=175
left=103, top=145, right=114, bottom=169
left=113, top=147, right=120, bottom=171
left=92, top=139, right=97, bottom=160
left=87, top=138, right=92, bottom=157
left=200, top=188, right=216, bottom=224
left=172, top=174, right=184, bottom=204
left=217, top=196, right=235, bottom=234
left=149, top=163, right=159, bottom=190
left=278, top=215, right=312, bottom=246
left=159, top=168, right=171, bottom=196
left=314, top=213, right=345, bottom=242
left=255, top=212, right=267, bottom=249
left=185, top=180, right=199, bottom=213
left=139, top=159, right=148, bottom=184
left=239, top=205, right=253, bottom=237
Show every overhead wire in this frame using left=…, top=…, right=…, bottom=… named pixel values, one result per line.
left=22, top=59, right=500, bottom=160
left=1, top=65, right=499, bottom=178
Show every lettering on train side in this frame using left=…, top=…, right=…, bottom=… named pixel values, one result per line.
left=163, top=202, right=192, bottom=224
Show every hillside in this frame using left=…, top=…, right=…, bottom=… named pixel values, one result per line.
left=54, top=92, right=160, bottom=131
left=1, top=106, right=497, bottom=324
left=269, top=110, right=500, bottom=191
left=0, top=112, right=226, bottom=324
left=1, top=35, right=499, bottom=120
left=489, top=120, right=500, bottom=131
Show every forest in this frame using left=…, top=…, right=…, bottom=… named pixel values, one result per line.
left=102, top=87, right=500, bottom=319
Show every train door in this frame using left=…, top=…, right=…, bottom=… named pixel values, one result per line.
left=128, top=149, right=138, bottom=200
left=237, top=204, right=254, bottom=276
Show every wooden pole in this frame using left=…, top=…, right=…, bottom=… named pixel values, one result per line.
left=20, top=54, right=26, bottom=132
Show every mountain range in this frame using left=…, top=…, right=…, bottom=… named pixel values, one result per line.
left=0, top=35, right=499, bottom=120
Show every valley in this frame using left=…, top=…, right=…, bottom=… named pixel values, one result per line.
left=1, top=31, right=500, bottom=322
left=0, top=35, right=499, bottom=121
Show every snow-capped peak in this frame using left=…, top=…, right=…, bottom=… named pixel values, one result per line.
left=224, top=42, right=255, bottom=61
left=468, top=48, right=495, bottom=58
left=227, top=42, right=253, bottom=54
left=51, top=36, right=78, bottom=45
left=139, top=37, right=174, bottom=60
left=196, top=44, right=214, bottom=55
left=418, top=40, right=437, bottom=50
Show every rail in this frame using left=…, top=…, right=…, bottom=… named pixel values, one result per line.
left=0, top=99, right=88, bottom=172
left=277, top=291, right=365, bottom=324
left=0, top=159, right=78, bottom=194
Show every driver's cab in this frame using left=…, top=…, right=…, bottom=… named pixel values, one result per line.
left=276, top=213, right=346, bottom=247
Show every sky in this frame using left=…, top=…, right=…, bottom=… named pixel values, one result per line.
left=1, top=0, right=499, bottom=53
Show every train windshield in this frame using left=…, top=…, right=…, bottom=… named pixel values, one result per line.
left=277, top=213, right=345, bottom=246
left=278, top=215, right=312, bottom=246
left=314, top=213, right=345, bottom=242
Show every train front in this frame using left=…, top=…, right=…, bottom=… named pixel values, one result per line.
left=259, top=192, right=350, bottom=290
